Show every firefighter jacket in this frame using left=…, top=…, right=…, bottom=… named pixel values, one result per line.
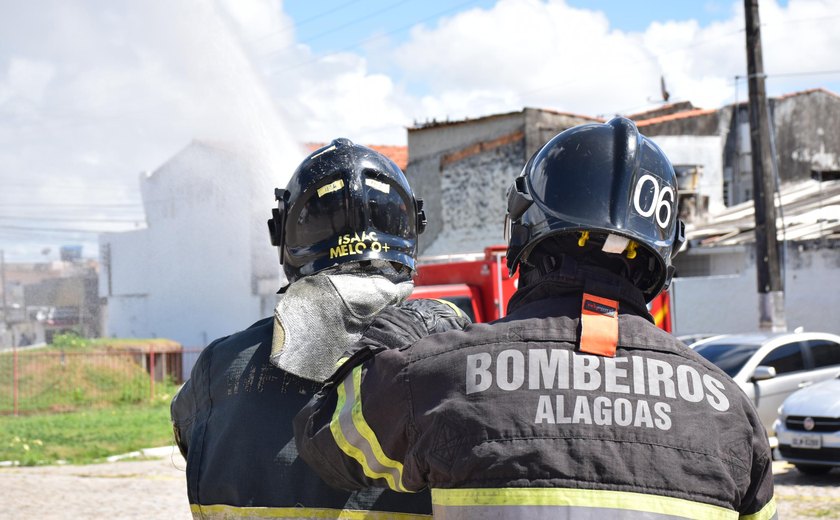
left=171, top=299, right=469, bottom=520
left=295, top=269, right=777, bottom=520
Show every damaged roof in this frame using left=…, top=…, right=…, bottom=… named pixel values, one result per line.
left=686, top=179, right=840, bottom=247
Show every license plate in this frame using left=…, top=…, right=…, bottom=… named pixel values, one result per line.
left=790, top=434, right=822, bottom=449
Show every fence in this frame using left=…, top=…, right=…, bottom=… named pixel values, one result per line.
left=0, top=347, right=204, bottom=415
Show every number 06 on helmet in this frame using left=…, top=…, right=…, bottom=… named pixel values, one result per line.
left=505, top=117, right=686, bottom=302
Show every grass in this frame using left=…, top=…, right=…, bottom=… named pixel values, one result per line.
left=0, top=394, right=176, bottom=466
left=0, top=332, right=181, bottom=413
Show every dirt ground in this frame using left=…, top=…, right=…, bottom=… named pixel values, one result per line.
left=1, top=448, right=839, bottom=519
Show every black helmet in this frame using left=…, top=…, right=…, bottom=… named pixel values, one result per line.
left=268, top=138, right=426, bottom=285
left=505, top=117, right=685, bottom=301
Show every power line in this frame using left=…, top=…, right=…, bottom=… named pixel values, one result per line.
left=734, top=69, right=840, bottom=80
left=251, top=0, right=367, bottom=43
left=0, top=203, right=142, bottom=209
left=266, top=0, right=483, bottom=74
left=0, top=224, right=140, bottom=234
left=0, top=215, right=144, bottom=224
left=261, top=0, right=412, bottom=55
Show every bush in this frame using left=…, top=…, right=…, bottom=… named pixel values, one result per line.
left=50, top=332, right=90, bottom=350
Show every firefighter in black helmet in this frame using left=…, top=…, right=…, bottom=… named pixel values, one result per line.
left=171, top=139, right=468, bottom=519
left=295, top=119, right=777, bottom=519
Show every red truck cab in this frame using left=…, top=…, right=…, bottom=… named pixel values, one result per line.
left=410, top=244, right=673, bottom=331
left=409, top=246, right=517, bottom=323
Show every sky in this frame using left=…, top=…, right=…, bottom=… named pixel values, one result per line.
left=1, top=0, right=839, bottom=262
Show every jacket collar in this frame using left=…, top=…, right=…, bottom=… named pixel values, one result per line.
left=508, top=263, right=653, bottom=324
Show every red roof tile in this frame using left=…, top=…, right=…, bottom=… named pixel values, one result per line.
left=305, top=142, right=408, bottom=171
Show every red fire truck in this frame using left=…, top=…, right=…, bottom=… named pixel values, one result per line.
left=410, top=245, right=672, bottom=332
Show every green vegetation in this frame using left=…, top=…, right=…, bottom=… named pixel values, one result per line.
left=49, top=332, right=180, bottom=353
left=0, top=332, right=181, bottom=413
left=0, top=333, right=184, bottom=465
left=0, top=395, right=175, bottom=465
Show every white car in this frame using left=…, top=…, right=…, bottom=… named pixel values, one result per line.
left=692, top=332, right=840, bottom=435
left=774, top=375, right=840, bottom=474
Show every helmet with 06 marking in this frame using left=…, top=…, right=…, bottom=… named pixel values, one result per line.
left=505, top=117, right=685, bottom=301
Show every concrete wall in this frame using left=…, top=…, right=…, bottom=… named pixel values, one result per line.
left=100, top=142, right=298, bottom=355
left=423, top=138, right=524, bottom=256
left=408, top=112, right=525, bottom=162
left=522, top=108, right=602, bottom=159
left=407, top=112, right=526, bottom=252
left=671, top=242, right=840, bottom=336
left=407, top=109, right=598, bottom=255
left=773, top=90, right=840, bottom=183
left=650, top=135, right=726, bottom=213
left=639, top=111, right=720, bottom=137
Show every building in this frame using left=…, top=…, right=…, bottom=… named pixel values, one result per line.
left=402, top=90, right=840, bottom=335
left=633, top=88, right=840, bottom=208
left=0, top=259, right=98, bottom=347
left=670, top=177, right=840, bottom=335
left=628, top=89, right=840, bottom=335
left=406, top=108, right=602, bottom=256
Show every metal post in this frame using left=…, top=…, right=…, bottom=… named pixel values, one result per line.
left=1, top=249, right=8, bottom=339
left=149, top=347, right=156, bottom=400
left=744, top=0, right=785, bottom=331
left=13, top=344, right=18, bottom=416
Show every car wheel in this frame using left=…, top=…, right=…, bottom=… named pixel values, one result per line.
left=794, top=464, right=833, bottom=475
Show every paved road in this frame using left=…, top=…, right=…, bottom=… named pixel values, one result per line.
left=1, top=447, right=191, bottom=520
left=1, top=449, right=838, bottom=519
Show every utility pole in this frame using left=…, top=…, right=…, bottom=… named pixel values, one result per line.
left=744, top=0, right=785, bottom=331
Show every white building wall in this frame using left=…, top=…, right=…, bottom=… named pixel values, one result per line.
left=671, top=246, right=840, bottom=336
left=100, top=141, right=303, bottom=355
left=650, top=135, right=725, bottom=213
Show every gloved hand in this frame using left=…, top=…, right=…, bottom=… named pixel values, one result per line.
left=357, top=298, right=471, bottom=351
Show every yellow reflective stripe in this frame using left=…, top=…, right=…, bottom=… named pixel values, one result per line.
left=653, top=305, right=666, bottom=327
left=329, top=371, right=404, bottom=492
left=335, top=356, right=350, bottom=368
left=433, top=298, right=464, bottom=318
left=739, top=497, right=777, bottom=520
left=431, top=488, right=738, bottom=520
left=349, top=366, right=409, bottom=491
left=192, top=503, right=430, bottom=519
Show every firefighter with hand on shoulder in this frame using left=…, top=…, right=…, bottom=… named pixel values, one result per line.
left=170, top=139, right=469, bottom=519
left=294, top=119, right=777, bottom=519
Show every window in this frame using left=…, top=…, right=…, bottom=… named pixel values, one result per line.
left=808, top=340, right=840, bottom=368
left=758, top=343, right=806, bottom=374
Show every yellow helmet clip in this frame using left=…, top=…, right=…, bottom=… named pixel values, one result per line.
left=578, top=231, right=590, bottom=247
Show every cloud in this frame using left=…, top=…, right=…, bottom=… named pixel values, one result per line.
left=0, top=0, right=303, bottom=261
left=391, top=0, right=840, bottom=119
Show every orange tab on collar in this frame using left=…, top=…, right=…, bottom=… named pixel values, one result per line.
left=580, top=293, right=619, bottom=357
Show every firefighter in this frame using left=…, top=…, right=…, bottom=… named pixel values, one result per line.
left=171, top=138, right=469, bottom=519
left=295, top=119, right=777, bottom=519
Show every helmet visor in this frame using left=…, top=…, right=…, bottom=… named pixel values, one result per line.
left=363, top=176, right=414, bottom=238
left=285, top=179, right=349, bottom=248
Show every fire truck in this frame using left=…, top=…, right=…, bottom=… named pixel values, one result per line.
left=410, top=245, right=673, bottom=332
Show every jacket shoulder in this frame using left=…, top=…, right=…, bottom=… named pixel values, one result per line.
left=203, top=316, right=273, bottom=351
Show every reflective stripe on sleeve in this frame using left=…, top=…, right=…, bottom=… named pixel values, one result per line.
left=192, top=504, right=430, bottom=519
left=329, top=366, right=410, bottom=492
left=433, top=298, right=464, bottom=318
left=739, top=498, right=777, bottom=520
left=431, top=488, right=740, bottom=520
